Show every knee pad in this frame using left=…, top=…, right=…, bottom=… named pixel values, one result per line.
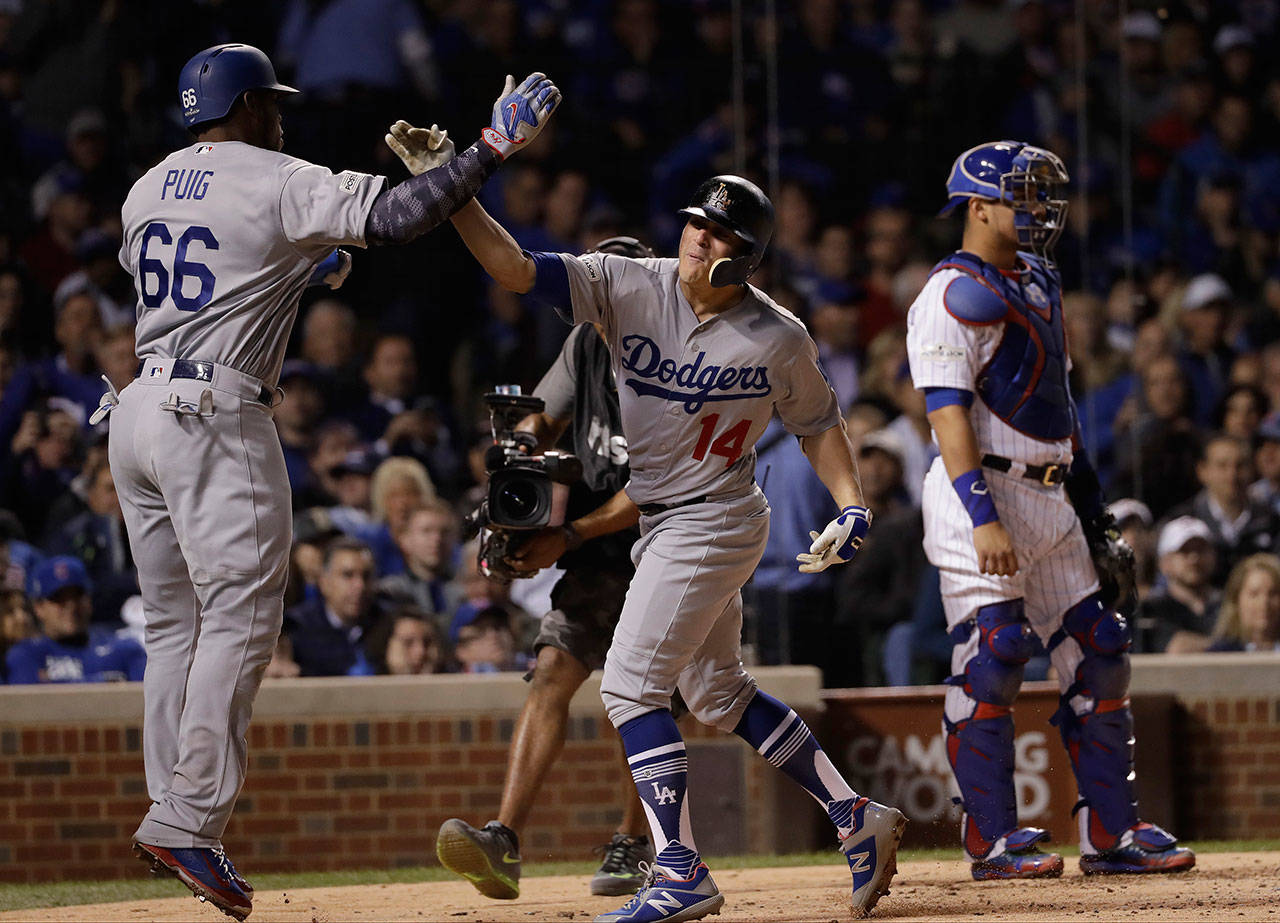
left=1053, top=594, right=1132, bottom=711
left=949, top=600, right=1036, bottom=710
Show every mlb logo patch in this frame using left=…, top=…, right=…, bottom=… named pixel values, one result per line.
left=336, top=171, right=361, bottom=195
left=1026, top=282, right=1049, bottom=308
left=195, top=145, right=215, bottom=155
left=149, top=365, right=165, bottom=377
left=576, top=253, right=602, bottom=283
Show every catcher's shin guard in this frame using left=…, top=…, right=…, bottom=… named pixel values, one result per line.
left=944, top=600, right=1036, bottom=859
left=1049, top=594, right=1139, bottom=852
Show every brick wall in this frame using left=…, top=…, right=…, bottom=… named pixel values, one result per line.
left=3, top=656, right=1278, bottom=884
left=1179, top=696, right=1280, bottom=838
left=0, top=670, right=817, bottom=884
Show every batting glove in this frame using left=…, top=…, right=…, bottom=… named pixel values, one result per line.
left=309, top=249, right=351, bottom=290
left=796, top=505, right=873, bottom=574
left=385, top=120, right=455, bottom=176
left=483, top=72, right=561, bottom=161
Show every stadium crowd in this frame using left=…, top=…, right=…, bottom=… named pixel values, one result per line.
left=3, top=0, right=1280, bottom=685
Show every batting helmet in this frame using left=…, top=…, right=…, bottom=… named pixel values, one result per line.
left=938, top=140, right=1070, bottom=266
left=590, top=236, right=655, bottom=259
left=678, top=175, right=774, bottom=287
left=178, top=43, right=297, bottom=129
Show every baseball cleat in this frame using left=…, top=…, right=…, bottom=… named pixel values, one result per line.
left=841, top=798, right=908, bottom=917
left=1079, top=823, right=1196, bottom=875
left=970, top=827, right=1064, bottom=881
left=132, top=841, right=253, bottom=921
left=592, top=833, right=657, bottom=896
left=436, top=818, right=522, bottom=899
left=593, top=861, right=724, bottom=923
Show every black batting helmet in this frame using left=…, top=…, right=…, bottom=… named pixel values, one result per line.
left=678, top=175, right=774, bottom=287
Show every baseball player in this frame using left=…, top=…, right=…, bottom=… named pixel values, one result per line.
left=905, top=140, right=1196, bottom=880
left=105, top=43, right=559, bottom=920
left=444, top=173, right=906, bottom=922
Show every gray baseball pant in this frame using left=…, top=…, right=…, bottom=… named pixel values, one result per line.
left=601, top=486, right=769, bottom=732
left=108, top=360, right=290, bottom=848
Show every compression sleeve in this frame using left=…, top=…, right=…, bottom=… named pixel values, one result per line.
left=365, top=141, right=501, bottom=246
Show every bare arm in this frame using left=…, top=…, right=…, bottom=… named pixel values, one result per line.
left=927, top=403, right=1019, bottom=577
left=451, top=199, right=537, bottom=293
left=799, top=422, right=865, bottom=510
left=571, top=488, right=641, bottom=541
left=514, top=410, right=569, bottom=453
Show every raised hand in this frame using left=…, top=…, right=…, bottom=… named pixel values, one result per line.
left=385, top=120, right=455, bottom=176
left=482, top=72, right=561, bottom=160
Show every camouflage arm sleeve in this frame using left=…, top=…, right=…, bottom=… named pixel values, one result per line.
left=365, top=141, right=500, bottom=246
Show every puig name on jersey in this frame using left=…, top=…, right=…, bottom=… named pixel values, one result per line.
left=619, top=334, right=771, bottom=413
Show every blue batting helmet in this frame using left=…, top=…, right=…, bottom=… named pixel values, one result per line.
left=939, top=140, right=1070, bottom=266
left=178, top=44, right=297, bottom=129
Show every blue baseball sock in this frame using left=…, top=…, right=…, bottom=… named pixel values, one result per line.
left=619, top=710, right=700, bottom=879
left=734, top=690, right=861, bottom=839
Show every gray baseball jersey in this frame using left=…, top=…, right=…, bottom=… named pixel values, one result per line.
left=119, top=141, right=385, bottom=387
left=111, top=140, right=382, bottom=850
left=554, top=254, right=841, bottom=505
left=531, top=253, right=842, bottom=734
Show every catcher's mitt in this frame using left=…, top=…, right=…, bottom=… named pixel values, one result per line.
left=1082, top=511, right=1138, bottom=617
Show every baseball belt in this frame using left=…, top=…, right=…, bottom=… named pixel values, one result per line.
left=638, top=495, right=708, bottom=516
left=135, top=359, right=274, bottom=406
left=981, top=453, right=1066, bottom=486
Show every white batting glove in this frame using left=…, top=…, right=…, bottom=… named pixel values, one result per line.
left=796, top=505, right=873, bottom=574
left=385, top=120, right=455, bottom=176
left=482, top=72, right=561, bottom=161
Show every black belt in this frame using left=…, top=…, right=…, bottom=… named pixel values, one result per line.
left=638, top=495, right=708, bottom=516
left=981, top=453, right=1066, bottom=486
left=136, top=359, right=273, bottom=406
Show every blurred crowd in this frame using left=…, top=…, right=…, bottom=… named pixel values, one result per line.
left=3, top=0, right=1280, bottom=686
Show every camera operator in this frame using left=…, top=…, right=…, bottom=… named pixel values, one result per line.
left=436, top=239, right=658, bottom=901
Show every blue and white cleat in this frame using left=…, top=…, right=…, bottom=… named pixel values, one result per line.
left=133, top=841, right=253, bottom=921
left=970, top=827, right=1064, bottom=880
left=841, top=798, right=908, bottom=917
left=1079, top=823, right=1196, bottom=875
left=593, top=862, right=724, bottom=923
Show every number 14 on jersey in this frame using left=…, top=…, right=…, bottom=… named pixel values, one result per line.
left=692, top=413, right=752, bottom=467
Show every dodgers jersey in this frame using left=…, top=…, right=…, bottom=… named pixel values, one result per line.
left=905, top=258, right=1073, bottom=468
left=551, top=253, right=842, bottom=506
left=119, top=141, right=385, bottom=387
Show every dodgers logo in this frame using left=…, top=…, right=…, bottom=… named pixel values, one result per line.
left=620, top=334, right=771, bottom=413
left=707, top=182, right=731, bottom=211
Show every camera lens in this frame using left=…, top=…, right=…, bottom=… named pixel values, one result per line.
left=498, top=480, right=541, bottom=520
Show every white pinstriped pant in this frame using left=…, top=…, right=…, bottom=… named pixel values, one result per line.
left=920, top=457, right=1100, bottom=725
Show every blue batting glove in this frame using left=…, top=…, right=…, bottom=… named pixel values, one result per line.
left=483, top=72, right=561, bottom=160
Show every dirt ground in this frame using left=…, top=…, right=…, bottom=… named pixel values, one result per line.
left=4, top=851, right=1278, bottom=923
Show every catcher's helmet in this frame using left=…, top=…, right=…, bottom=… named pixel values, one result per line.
left=178, top=43, right=297, bottom=129
left=678, top=174, right=774, bottom=287
left=939, top=140, right=1070, bottom=266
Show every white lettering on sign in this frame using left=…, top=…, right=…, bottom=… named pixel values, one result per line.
left=846, top=731, right=1051, bottom=825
